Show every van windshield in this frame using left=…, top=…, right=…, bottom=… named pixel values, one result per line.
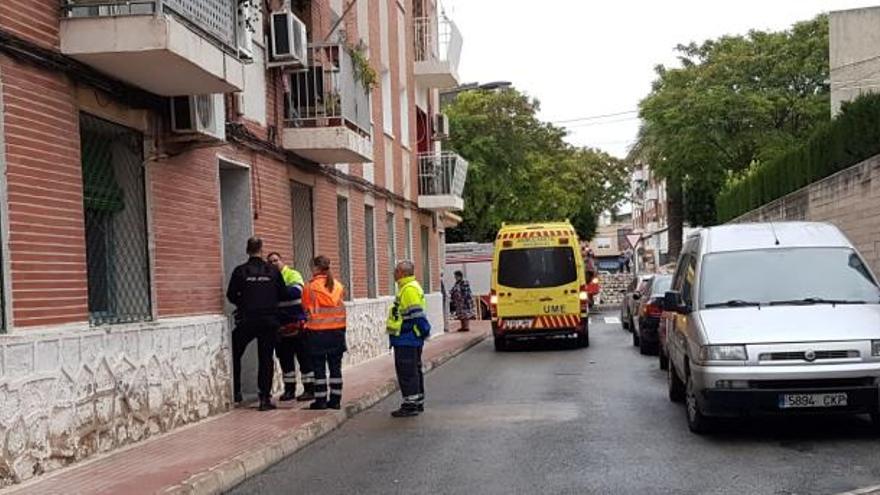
left=498, top=247, right=577, bottom=289
left=700, top=247, right=880, bottom=308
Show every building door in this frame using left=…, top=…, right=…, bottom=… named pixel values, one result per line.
left=291, top=182, right=314, bottom=275
left=219, top=162, right=254, bottom=399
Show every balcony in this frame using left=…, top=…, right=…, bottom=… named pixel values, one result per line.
left=60, top=0, right=244, bottom=95
left=417, top=152, right=469, bottom=211
left=283, top=44, right=373, bottom=164
left=413, top=14, right=462, bottom=89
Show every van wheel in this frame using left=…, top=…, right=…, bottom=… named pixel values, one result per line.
left=667, top=362, right=685, bottom=403
left=494, top=336, right=507, bottom=352
left=686, top=370, right=713, bottom=434
left=871, top=411, right=880, bottom=432
left=576, top=330, right=589, bottom=348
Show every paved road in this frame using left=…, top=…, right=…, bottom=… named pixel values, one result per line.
left=230, top=313, right=880, bottom=495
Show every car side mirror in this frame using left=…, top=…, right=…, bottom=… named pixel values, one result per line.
left=664, top=290, right=684, bottom=313
left=632, top=293, right=642, bottom=301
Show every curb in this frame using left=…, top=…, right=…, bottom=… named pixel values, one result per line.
left=163, top=331, right=488, bottom=495
left=836, top=486, right=880, bottom=495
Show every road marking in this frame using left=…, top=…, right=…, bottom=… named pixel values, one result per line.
left=604, top=316, right=621, bottom=325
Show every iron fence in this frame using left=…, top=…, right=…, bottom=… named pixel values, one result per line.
left=62, top=0, right=239, bottom=54
left=284, top=43, right=372, bottom=137
left=80, top=113, right=152, bottom=325
left=417, top=151, right=469, bottom=198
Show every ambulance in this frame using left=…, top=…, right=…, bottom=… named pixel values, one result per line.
left=491, top=222, right=590, bottom=351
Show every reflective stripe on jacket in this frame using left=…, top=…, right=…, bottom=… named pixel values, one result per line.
left=303, top=275, right=347, bottom=331
left=387, top=276, right=431, bottom=348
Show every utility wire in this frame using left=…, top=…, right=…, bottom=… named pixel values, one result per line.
left=551, top=109, right=638, bottom=124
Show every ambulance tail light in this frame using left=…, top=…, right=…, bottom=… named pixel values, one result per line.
left=490, top=290, right=498, bottom=317
left=579, top=286, right=589, bottom=301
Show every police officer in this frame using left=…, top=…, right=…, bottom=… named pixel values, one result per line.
left=267, top=252, right=314, bottom=402
left=387, top=260, right=431, bottom=417
left=227, top=237, right=288, bottom=411
left=302, top=255, right=348, bottom=410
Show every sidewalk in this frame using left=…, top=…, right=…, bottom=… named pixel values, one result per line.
left=3, top=323, right=489, bottom=495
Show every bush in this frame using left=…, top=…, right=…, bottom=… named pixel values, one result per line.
left=716, top=93, right=880, bottom=222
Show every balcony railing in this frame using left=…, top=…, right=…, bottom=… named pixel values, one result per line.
left=413, top=13, right=462, bottom=87
left=284, top=43, right=372, bottom=138
left=417, top=152, right=469, bottom=211
left=62, top=0, right=238, bottom=54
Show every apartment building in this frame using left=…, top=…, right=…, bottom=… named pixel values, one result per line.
left=630, top=162, right=669, bottom=269
left=0, top=0, right=466, bottom=484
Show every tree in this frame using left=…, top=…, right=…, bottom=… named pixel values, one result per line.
left=634, top=15, right=830, bottom=255
left=445, top=88, right=629, bottom=243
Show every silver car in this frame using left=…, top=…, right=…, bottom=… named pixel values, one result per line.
left=664, top=222, right=880, bottom=434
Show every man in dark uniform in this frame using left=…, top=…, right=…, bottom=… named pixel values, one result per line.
left=227, top=237, right=288, bottom=411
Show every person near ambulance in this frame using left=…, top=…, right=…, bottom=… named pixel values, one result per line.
left=267, top=252, right=314, bottom=402
left=387, top=260, right=432, bottom=418
left=226, top=237, right=288, bottom=411
left=302, top=255, right=347, bottom=410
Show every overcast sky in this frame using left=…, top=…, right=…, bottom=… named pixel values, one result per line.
left=442, top=0, right=880, bottom=159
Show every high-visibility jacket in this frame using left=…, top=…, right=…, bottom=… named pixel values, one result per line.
left=387, top=276, right=431, bottom=348
left=303, top=275, right=347, bottom=331
left=278, top=266, right=307, bottom=328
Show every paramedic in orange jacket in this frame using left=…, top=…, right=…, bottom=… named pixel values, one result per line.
left=302, top=255, right=347, bottom=410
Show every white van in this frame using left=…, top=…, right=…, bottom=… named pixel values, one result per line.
left=664, top=222, right=880, bottom=433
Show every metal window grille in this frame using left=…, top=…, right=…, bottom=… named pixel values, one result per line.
left=80, top=113, right=152, bottom=325
left=386, top=212, right=396, bottom=294
left=405, top=218, right=413, bottom=261
left=420, top=225, right=431, bottom=291
left=364, top=205, right=377, bottom=298
left=291, top=182, right=315, bottom=276
left=337, top=196, right=352, bottom=300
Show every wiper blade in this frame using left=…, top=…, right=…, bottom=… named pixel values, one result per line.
left=705, top=299, right=762, bottom=309
left=768, top=297, right=866, bottom=306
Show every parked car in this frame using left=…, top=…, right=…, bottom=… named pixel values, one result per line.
left=665, top=222, right=880, bottom=434
left=620, top=275, right=651, bottom=331
left=632, top=274, right=673, bottom=355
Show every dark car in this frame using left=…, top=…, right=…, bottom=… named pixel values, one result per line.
left=620, top=275, right=650, bottom=331
left=632, top=274, right=673, bottom=355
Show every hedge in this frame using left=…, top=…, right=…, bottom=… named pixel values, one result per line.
left=716, top=93, right=880, bottom=223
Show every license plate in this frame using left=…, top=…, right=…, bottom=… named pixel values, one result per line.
left=504, top=319, right=533, bottom=330
left=778, top=393, right=848, bottom=409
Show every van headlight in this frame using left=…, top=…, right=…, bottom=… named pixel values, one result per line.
left=699, top=345, right=748, bottom=362
left=872, top=340, right=880, bottom=357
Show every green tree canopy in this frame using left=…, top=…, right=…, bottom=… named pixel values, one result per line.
left=636, top=14, right=830, bottom=227
left=445, top=88, right=629, bottom=243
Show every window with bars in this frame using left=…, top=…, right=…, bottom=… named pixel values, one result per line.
left=365, top=205, right=377, bottom=298
left=420, top=225, right=431, bottom=291
left=386, top=212, right=396, bottom=294
left=291, top=182, right=314, bottom=276
left=337, top=196, right=352, bottom=300
left=80, top=113, right=151, bottom=325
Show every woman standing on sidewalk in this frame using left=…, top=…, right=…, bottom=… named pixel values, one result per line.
left=450, top=271, right=475, bottom=332
left=302, top=255, right=347, bottom=410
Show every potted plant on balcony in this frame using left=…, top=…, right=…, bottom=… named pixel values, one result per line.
left=346, top=41, right=378, bottom=92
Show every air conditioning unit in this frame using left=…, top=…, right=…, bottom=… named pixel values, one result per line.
left=170, top=94, right=226, bottom=141
left=268, top=9, right=308, bottom=68
left=237, top=0, right=257, bottom=61
left=432, top=113, right=449, bottom=140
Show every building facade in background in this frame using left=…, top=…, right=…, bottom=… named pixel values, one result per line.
left=0, top=0, right=466, bottom=484
left=830, top=6, right=880, bottom=116
left=630, top=162, right=669, bottom=270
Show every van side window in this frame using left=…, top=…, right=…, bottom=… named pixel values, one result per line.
left=681, top=255, right=697, bottom=306
left=671, top=256, right=688, bottom=292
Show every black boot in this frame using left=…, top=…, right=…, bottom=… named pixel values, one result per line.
left=327, top=396, right=341, bottom=410
left=417, top=403, right=424, bottom=412
left=309, top=398, right=328, bottom=410
left=280, top=383, right=297, bottom=402
left=296, top=383, right=316, bottom=402
left=258, top=397, right=277, bottom=411
left=391, top=403, right=420, bottom=418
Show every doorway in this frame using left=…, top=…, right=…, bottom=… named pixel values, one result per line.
left=219, top=161, right=256, bottom=400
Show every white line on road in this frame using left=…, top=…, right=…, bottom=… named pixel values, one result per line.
left=604, top=316, right=621, bottom=325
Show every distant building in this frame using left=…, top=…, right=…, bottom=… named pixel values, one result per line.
left=831, top=6, right=880, bottom=116
left=630, top=162, right=670, bottom=269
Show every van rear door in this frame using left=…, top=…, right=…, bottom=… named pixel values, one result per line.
left=496, top=245, right=581, bottom=318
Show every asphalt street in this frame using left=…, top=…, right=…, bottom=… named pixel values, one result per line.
left=229, top=313, right=880, bottom=495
